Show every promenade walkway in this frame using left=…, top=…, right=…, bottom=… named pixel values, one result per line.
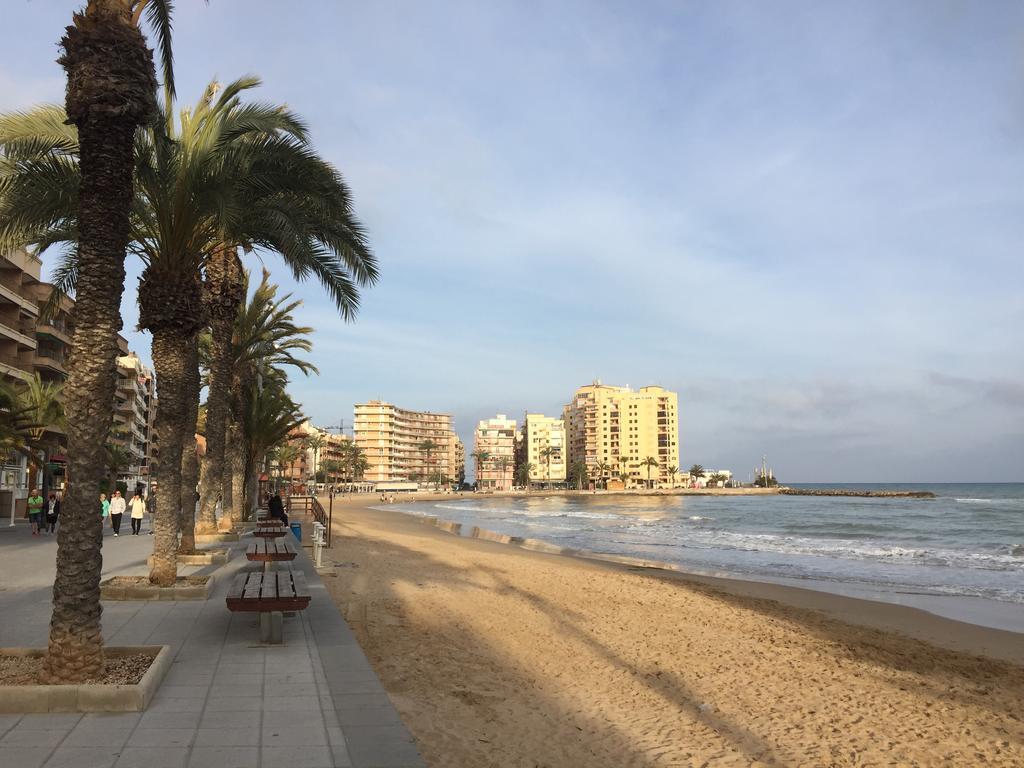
left=0, top=521, right=425, bottom=768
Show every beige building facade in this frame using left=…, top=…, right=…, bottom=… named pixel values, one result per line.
left=564, top=382, right=679, bottom=489
left=474, top=414, right=516, bottom=491
left=113, top=350, right=157, bottom=489
left=354, top=401, right=460, bottom=486
left=521, top=413, right=566, bottom=486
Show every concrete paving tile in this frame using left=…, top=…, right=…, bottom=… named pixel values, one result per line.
left=263, top=696, right=321, bottom=711
left=332, top=693, right=392, bottom=711
left=263, top=682, right=316, bottom=697
left=145, top=697, right=201, bottom=713
left=202, top=697, right=262, bottom=712
left=260, top=710, right=322, bottom=727
left=185, top=747, right=259, bottom=768
left=114, top=747, right=188, bottom=768
left=61, top=722, right=131, bottom=748
left=325, top=726, right=346, bottom=746
left=156, top=685, right=209, bottom=699
left=208, top=683, right=262, bottom=698
left=343, top=725, right=423, bottom=768
left=126, top=728, right=194, bottom=748
left=0, top=716, right=21, bottom=736
left=260, top=745, right=333, bottom=768
left=335, top=706, right=401, bottom=727
left=14, top=714, right=82, bottom=730
left=44, top=746, right=121, bottom=768
left=196, top=710, right=258, bottom=729
left=1, top=727, right=67, bottom=747
left=78, top=713, right=141, bottom=729
left=262, top=723, right=328, bottom=747
left=330, top=744, right=353, bottom=768
left=138, top=710, right=201, bottom=729
left=265, top=673, right=315, bottom=685
left=0, top=747, right=51, bottom=768
left=192, top=728, right=261, bottom=747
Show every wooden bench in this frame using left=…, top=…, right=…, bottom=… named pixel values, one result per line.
left=255, top=516, right=286, bottom=527
left=226, top=570, right=311, bottom=643
left=254, top=524, right=287, bottom=538
left=246, top=539, right=297, bottom=570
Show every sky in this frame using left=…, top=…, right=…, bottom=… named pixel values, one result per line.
left=1, top=1, right=1023, bottom=482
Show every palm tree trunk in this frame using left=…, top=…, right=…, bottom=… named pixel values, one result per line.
left=178, top=336, right=200, bottom=554
left=218, top=415, right=242, bottom=530
left=196, top=245, right=243, bottom=533
left=42, top=3, right=156, bottom=684
left=149, top=329, right=188, bottom=586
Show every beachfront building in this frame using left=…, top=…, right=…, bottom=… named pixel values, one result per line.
left=520, top=413, right=566, bottom=487
left=475, top=414, right=516, bottom=491
left=450, top=436, right=466, bottom=486
left=564, top=381, right=679, bottom=489
left=354, top=401, right=460, bottom=486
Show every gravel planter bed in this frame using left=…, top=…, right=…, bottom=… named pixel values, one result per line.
left=0, top=646, right=171, bottom=712
left=195, top=532, right=240, bottom=543
left=100, top=574, right=214, bottom=601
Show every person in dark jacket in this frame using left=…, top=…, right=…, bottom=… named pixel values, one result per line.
left=268, top=492, right=288, bottom=525
left=45, top=493, right=60, bottom=534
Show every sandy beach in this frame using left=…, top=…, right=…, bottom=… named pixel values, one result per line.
left=320, top=495, right=1024, bottom=767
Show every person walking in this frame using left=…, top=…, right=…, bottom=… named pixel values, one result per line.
left=109, top=489, right=126, bottom=536
left=100, top=493, right=110, bottom=529
left=26, top=488, right=43, bottom=536
left=45, top=492, right=60, bottom=534
left=129, top=491, right=146, bottom=535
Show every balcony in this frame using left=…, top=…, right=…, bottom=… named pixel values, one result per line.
left=0, top=353, right=32, bottom=382
left=0, top=282, right=39, bottom=315
left=33, top=351, right=67, bottom=376
left=0, top=319, right=37, bottom=350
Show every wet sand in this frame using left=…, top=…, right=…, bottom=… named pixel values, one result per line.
left=319, top=496, right=1024, bottom=767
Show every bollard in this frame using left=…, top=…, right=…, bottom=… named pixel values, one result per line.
left=312, top=522, right=326, bottom=567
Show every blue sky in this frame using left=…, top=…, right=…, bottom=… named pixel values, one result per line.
left=2, top=1, right=1023, bottom=481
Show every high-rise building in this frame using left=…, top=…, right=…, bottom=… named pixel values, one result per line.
left=113, top=349, right=156, bottom=490
left=450, top=436, right=466, bottom=486
left=354, top=401, right=460, bottom=485
left=520, top=413, right=566, bottom=486
left=564, top=382, right=679, bottom=489
left=474, top=414, right=516, bottom=491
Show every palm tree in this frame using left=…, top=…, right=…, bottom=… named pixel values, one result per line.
left=219, top=273, right=319, bottom=525
left=243, top=385, right=305, bottom=499
left=178, top=337, right=200, bottom=554
left=495, top=457, right=511, bottom=491
left=104, top=443, right=133, bottom=489
left=6, top=76, right=375, bottom=585
left=618, top=456, right=631, bottom=487
left=418, top=439, right=439, bottom=489
left=539, top=446, right=553, bottom=488
left=707, top=472, right=727, bottom=487
left=0, top=0, right=167, bottom=683
left=274, top=443, right=302, bottom=489
left=515, top=461, right=534, bottom=490
left=595, top=460, right=610, bottom=490
left=642, top=456, right=659, bottom=489
left=17, top=375, right=66, bottom=497
left=667, top=465, right=679, bottom=488
left=305, top=433, right=326, bottom=487
left=470, top=450, right=489, bottom=490
left=689, top=464, right=705, bottom=487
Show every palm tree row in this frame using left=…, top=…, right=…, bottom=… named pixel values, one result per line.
left=0, top=4, right=375, bottom=680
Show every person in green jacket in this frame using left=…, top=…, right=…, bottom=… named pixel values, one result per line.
left=26, top=488, right=43, bottom=536
left=100, top=493, right=110, bottom=527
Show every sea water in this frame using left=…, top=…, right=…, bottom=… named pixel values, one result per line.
left=384, top=483, right=1024, bottom=632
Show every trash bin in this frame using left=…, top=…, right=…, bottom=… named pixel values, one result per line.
left=290, top=522, right=302, bottom=541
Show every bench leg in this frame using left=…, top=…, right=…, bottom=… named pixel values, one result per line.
left=260, top=611, right=283, bottom=644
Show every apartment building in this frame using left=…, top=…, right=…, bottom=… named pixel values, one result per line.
left=564, top=381, right=679, bottom=489
left=450, top=436, right=466, bottom=486
left=113, top=349, right=157, bottom=490
left=0, top=249, right=41, bottom=386
left=520, top=413, right=566, bottom=486
left=33, top=285, right=74, bottom=388
left=354, top=401, right=460, bottom=486
left=474, top=414, right=516, bottom=491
